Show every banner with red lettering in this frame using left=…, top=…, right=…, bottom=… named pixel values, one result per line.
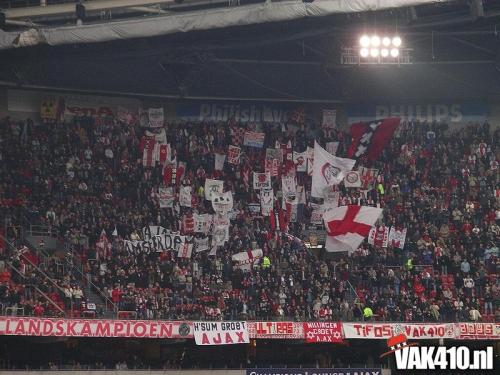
left=342, top=323, right=457, bottom=340
left=456, top=323, right=500, bottom=340
left=0, top=317, right=193, bottom=339
left=249, top=321, right=304, bottom=339
left=193, top=321, right=249, bottom=345
left=304, top=322, right=343, bottom=343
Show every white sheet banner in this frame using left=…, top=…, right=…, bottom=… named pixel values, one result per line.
left=344, top=171, right=362, bottom=188
left=388, top=227, right=407, bottom=249
left=148, top=107, right=164, bottom=128
left=179, top=186, right=192, bottom=207
left=215, top=153, right=226, bottom=171
left=194, top=237, right=210, bottom=252
left=281, top=176, right=297, bottom=204
left=193, top=322, right=249, bottom=345
left=322, top=109, right=337, bottom=129
left=260, top=189, right=274, bottom=216
left=293, top=151, right=308, bottom=172
left=159, top=187, right=174, bottom=208
left=194, top=214, right=212, bottom=234
left=204, top=179, right=224, bottom=200
left=211, top=191, right=233, bottom=215
left=253, top=172, right=271, bottom=190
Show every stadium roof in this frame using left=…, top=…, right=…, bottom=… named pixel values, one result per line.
left=1, top=0, right=500, bottom=102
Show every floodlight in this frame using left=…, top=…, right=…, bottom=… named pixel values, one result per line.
left=360, top=35, right=370, bottom=47
left=380, top=48, right=389, bottom=57
left=382, top=37, right=391, bottom=47
left=370, top=48, right=379, bottom=57
left=390, top=48, right=399, bottom=57
left=371, top=35, right=381, bottom=47
left=360, top=48, right=369, bottom=57
left=392, top=36, right=402, bottom=47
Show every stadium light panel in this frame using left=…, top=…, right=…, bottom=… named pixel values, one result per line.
left=360, top=35, right=370, bottom=47
left=390, top=48, right=399, bottom=57
left=360, top=48, right=369, bottom=57
left=392, top=36, right=402, bottom=47
left=370, top=35, right=381, bottom=47
left=370, top=48, right=379, bottom=57
left=380, top=48, right=389, bottom=57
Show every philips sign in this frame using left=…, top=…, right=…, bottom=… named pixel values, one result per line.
left=347, top=102, right=489, bottom=124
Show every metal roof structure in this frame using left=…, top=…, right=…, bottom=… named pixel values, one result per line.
left=1, top=0, right=500, bottom=102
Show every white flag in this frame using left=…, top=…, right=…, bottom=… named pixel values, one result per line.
left=260, top=189, right=274, bottom=216
left=194, top=213, right=212, bottom=234
left=204, top=179, right=224, bottom=200
left=211, top=191, right=233, bottom=215
left=253, top=172, right=271, bottom=190
left=159, top=187, right=174, bottom=208
left=388, top=227, right=407, bottom=249
left=177, top=243, right=193, bottom=258
left=232, top=249, right=263, bottom=271
left=215, top=153, right=226, bottom=171
left=281, top=176, right=297, bottom=204
left=293, top=151, right=308, bottom=172
left=194, top=237, right=210, bottom=252
left=344, top=171, right=362, bottom=188
left=179, top=186, right=192, bottom=207
left=311, top=141, right=356, bottom=198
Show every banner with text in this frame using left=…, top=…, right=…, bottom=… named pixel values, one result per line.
left=193, top=321, right=249, bottom=345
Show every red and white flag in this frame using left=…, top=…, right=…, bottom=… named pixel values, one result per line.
left=227, top=146, right=241, bottom=165
left=368, top=225, right=389, bottom=248
left=323, top=205, right=382, bottom=253
left=388, top=226, right=407, bottom=249
left=177, top=243, right=193, bottom=258
left=344, top=171, right=362, bottom=188
left=253, top=172, right=271, bottom=190
left=142, top=138, right=157, bottom=167
left=232, top=249, right=263, bottom=271
left=312, top=141, right=356, bottom=198
left=359, top=166, right=379, bottom=190
left=293, top=151, right=308, bottom=172
left=348, top=117, right=400, bottom=161
left=270, top=208, right=287, bottom=232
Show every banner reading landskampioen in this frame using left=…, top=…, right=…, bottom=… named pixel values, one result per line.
left=193, top=321, right=249, bottom=345
left=0, top=317, right=192, bottom=338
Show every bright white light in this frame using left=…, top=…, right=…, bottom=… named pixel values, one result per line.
left=392, top=36, right=402, bottom=47
left=371, top=35, right=381, bottom=47
left=382, top=37, right=391, bottom=47
left=380, top=48, right=389, bottom=57
left=360, top=35, right=370, bottom=47
left=360, top=48, right=369, bottom=57
left=370, top=48, right=379, bottom=57
left=390, top=48, right=399, bottom=57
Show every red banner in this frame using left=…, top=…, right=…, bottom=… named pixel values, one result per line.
left=304, top=322, right=343, bottom=343
left=347, top=117, right=400, bottom=161
left=249, top=321, right=303, bottom=339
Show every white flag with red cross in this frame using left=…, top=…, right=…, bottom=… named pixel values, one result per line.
left=323, top=205, right=382, bottom=253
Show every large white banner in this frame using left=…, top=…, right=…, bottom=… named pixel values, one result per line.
left=232, top=249, right=263, bottom=271
left=312, top=141, right=356, bottom=198
left=342, top=323, right=458, bottom=340
left=204, top=179, right=224, bottom=200
left=193, top=321, right=249, bottom=345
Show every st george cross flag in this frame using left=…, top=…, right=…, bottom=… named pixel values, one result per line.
left=227, top=146, right=241, bottom=165
left=232, top=249, right=263, bottom=271
left=323, top=205, right=383, bottom=253
left=347, top=118, right=400, bottom=161
left=214, top=153, right=226, bottom=171
left=312, top=141, right=356, bottom=198
left=177, top=243, right=193, bottom=258
left=204, top=179, right=224, bottom=200
left=388, top=226, right=407, bottom=249
left=368, top=225, right=389, bottom=248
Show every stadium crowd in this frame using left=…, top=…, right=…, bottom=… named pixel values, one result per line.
left=0, top=110, right=498, bottom=323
